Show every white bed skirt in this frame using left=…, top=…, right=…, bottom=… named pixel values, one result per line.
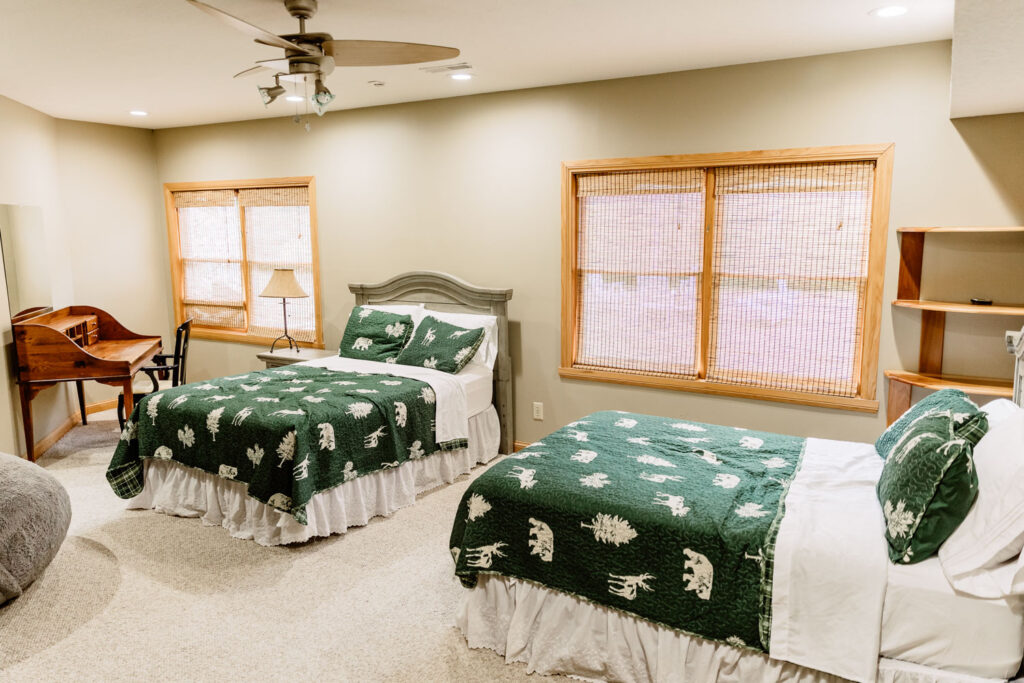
left=127, top=406, right=500, bottom=546
left=456, top=575, right=1005, bottom=683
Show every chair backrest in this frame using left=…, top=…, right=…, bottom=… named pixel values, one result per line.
left=172, top=319, right=192, bottom=386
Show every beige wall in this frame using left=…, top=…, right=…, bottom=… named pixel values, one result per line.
left=153, top=40, right=1024, bottom=445
left=0, top=96, right=168, bottom=456
left=55, top=119, right=171, bottom=405
left=0, top=95, right=74, bottom=453
left=4, top=39, right=1024, bottom=455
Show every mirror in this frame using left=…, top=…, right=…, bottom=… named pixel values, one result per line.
left=0, top=204, right=51, bottom=319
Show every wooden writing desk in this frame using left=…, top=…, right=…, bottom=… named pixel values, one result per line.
left=13, top=306, right=161, bottom=461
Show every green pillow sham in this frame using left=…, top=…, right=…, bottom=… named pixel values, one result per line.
left=876, top=388, right=987, bottom=460
left=395, top=315, right=485, bottom=374
left=876, top=409, right=982, bottom=564
left=338, top=307, right=414, bottom=362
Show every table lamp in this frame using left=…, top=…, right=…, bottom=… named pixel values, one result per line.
left=260, top=268, right=308, bottom=352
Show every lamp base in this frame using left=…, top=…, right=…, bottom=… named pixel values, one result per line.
left=269, top=334, right=299, bottom=353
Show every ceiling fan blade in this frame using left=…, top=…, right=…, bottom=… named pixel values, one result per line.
left=255, top=58, right=292, bottom=71
left=233, top=65, right=271, bottom=78
left=323, top=40, right=459, bottom=67
left=186, top=0, right=318, bottom=55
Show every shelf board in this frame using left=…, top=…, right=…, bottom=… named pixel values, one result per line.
left=893, top=299, right=1024, bottom=316
left=898, top=226, right=1024, bottom=234
left=884, top=370, right=1013, bottom=397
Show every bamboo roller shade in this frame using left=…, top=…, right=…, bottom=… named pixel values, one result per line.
left=573, top=161, right=876, bottom=397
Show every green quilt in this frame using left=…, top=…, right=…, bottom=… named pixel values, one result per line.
left=449, top=410, right=806, bottom=652
left=107, top=366, right=462, bottom=524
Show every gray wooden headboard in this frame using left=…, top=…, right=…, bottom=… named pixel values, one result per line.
left=1007, top=326, right=1024, bottom=407
left=349, top=271, right=514, bottom=454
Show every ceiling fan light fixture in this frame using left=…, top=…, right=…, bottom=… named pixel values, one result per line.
left=311, top=76, right=335, bottom=116
left=285, top=95, right=305, bottom=102
left=450, top=72, right=472, bottom=81
left=189, top=0, right=461, bottom=115
left=259, top=73, right=287, bottom=106
left=258, top=84, right=286, bottom=105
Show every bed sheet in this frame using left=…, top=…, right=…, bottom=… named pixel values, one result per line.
left=770, top=437, right=888, bottom=682
left=455, top=363, right=493, bottom=417
left=881, top=557, right=1024, bottom=680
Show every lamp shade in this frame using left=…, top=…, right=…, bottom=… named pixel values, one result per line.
left=260, top=269, right=308, bottom=299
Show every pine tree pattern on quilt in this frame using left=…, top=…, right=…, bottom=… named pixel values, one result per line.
left=449, top=410, right=807, bottom=652
left=107, top=366, right=461, bottom=524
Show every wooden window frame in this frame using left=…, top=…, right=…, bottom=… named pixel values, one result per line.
left=559, top=144, right=894, bottom=412
left=164, top=176, right=325, bottom=349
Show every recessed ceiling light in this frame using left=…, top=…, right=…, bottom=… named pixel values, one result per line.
left=870, top=5, right=908, bottom=17
left=129, top=110, right=148, bottom=116
left=450, top=73, right=473, bottom=81
left=285, top=95, right=304, bottom=102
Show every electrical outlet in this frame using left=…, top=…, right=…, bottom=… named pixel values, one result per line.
left=532, top=402, right=544, bottom=420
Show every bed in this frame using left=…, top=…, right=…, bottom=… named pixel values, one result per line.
left=450, top=327, right=1024, bottom=683
left=107, top=271, right=513, bottom=545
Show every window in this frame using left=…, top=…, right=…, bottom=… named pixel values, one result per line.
left=164, top=177, right=323, bottom=347
left=560, top=145, right=894, bottom=411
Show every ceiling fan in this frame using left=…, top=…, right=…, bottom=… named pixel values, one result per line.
left=187, top=0, right=460, bottom=115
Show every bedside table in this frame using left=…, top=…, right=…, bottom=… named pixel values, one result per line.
left=257, top=347, right=336, bottom=369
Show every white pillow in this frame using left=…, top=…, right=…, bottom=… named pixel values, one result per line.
left=939, top=404, right=1024, bottom=598
left=981, top=398, right=1022, bottom=429
left=424, top=310, right=498, bottom=369
left=944, top=553, right=1024, bottom=600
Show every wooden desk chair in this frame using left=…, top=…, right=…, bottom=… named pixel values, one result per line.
left=117, top=319, right=192, bottom=429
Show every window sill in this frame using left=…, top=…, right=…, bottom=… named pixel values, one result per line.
left=558, top=366, right=879, bottom=413
left=190, top=326, right=325, bottom=350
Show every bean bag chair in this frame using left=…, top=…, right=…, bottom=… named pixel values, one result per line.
left=0, top=452, right=71, bottom=605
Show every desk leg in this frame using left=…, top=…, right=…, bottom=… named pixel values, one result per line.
left=18, top=384, right=34, bottom=462
left=122, top=380, right=135, bottom=419
left=76, top=381, right=87, bottom=426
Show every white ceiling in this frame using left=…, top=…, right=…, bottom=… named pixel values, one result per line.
left=950, top=0, right=1024, bottom=118
left=0, top=0, right=954, bottom=129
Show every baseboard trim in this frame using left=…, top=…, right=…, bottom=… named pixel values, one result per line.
left=85, top=398, right=118, bottom=414
left=29, top=398, right=119, bottom=460
left=32, top=414, right=79, bottom=460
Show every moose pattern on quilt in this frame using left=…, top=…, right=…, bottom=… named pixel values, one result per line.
left=449, top=410, right=806, bottom=652
left=107, top=366, right=464, bottom=524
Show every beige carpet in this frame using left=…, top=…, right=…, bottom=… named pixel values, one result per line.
left=0, top=415, right=543, bottom=682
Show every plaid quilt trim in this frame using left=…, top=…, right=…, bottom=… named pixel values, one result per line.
left=757, top=439, right=809, bottom=650
left=106, top=462, right=145, bottom=499
left=957, top=412, right=989, bottom=447
left=438, top=438, right=469, bottom=452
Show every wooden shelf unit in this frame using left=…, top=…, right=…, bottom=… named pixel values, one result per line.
left=892, top=300, right=1024, bottom=316
left=887, top=226, right=1023, bottom=424
left=898, top=226, right=1024, bottom=234
left=883, top=370, right=1012, bottom=396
